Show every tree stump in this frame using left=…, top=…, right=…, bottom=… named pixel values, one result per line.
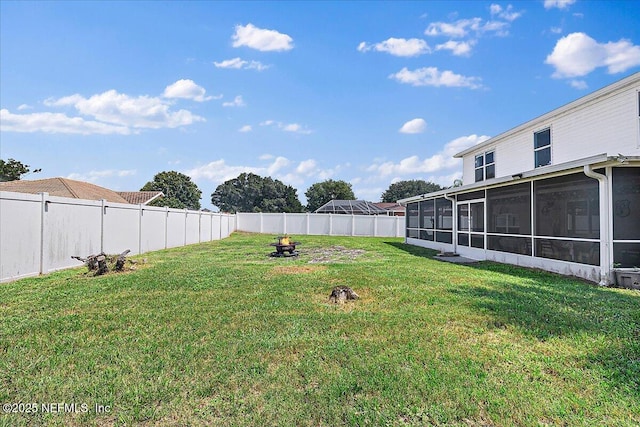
left=72, top=249, right=131, bottom=276
left=114, top=250, right=131, bottom=271
left=329, top=285, right=359, bottom=303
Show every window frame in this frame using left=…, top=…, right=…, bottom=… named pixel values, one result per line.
left=534, top=128, right=551, bottom=168
left=474, top=150, right=496, bottom=182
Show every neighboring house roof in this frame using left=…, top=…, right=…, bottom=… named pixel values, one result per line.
left=373, top=202, right=405, bottom=211
left=0, top=177, right=130, bottom=203
left=315, top=199, right=389, bottom=215
left=373, top=202, right=406, bottom=215
left=116, top=191, right=164, bottom=205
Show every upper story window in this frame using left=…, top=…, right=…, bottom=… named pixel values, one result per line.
left=474, top=151, right=495, bottom=182
left=534, top=128, right=551, bottom=168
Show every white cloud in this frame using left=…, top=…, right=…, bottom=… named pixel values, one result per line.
left=399, top=118, right=427, bottom=134
left=424, top=8, right=520, bottom=42
left=357, top=38, right=430, bottom=57
left=163, top=79, right=214, bottom=102
left=238, top=125, right=252, bottom=132
left=17, top=104, right=32, bottom=111
left=550, top=26, right=563, bottom=34
left=67, top=169, right=137, bottom=182
left=389, top=67, right=483, bottom=89
left=214, top=57, right=270, bottom=71
left=425, top=18, right=481, bottom=38
left=295, top=159, right=317, bottom=175
left=0, top=109, right=132, bottom=135
left=544, top=0, right=576, bottom=10
left=490, top=4, right=522, bottom=22
left=45, top=89, right=205, bottom=129
left=435, top=40, right=476, bottom=56
left=259, top=120, right=313, bottom=134
left=232, top=23, right=293, bottom=52
left=282, top=123, right=312, bottom=134
left=222, top=95, right=246, bottom=107
left=569, top=79, right=588, bottom=90
left=545, top=32, right=640, bottom=78
left=266, top=156, right=290, bottom=175
left=366, top=134, right=490, bottom=177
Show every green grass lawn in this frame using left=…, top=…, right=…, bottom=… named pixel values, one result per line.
left=1, top=232, right=639, bottom=426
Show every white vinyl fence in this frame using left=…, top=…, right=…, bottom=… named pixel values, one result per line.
left=0, top=191, right=236, bottom=283
left=236, top=212, right=404, bottom=237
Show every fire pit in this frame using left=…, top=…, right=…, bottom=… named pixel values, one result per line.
left=269, top=235, right=300, bottom=257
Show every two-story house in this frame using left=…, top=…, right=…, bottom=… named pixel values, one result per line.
left=399, top=72, right=640, bottom=285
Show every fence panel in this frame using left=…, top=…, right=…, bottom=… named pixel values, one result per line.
left=376, top=216, right=401, bottom=237
left=103, top=204, right=140, bottom=255
left=0, top=193, right=43, bottom=280
left=140, top=207, right=167, bottom=253
left=45, top=197, right=103, bottom=272
left=185, top=211, right=200, bottom=245
left=284, top=213, right=307, bottom=234
left=260, top=213, right=285, bottom=234
left=200, top=213, right=212, bottom=242
left=0, top=191, right=237, bottom=283
left=234, top=213, right=403, bottom=237
left=308, top=214, right=331, bottom=235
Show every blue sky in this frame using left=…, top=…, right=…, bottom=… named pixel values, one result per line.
left=1, top=0, right=639, bottom=210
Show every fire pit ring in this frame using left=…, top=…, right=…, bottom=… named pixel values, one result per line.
left=269, top=235, right=300, bottom=257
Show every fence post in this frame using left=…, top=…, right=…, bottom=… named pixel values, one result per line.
left=351, top=214, right=355, bottom=236
left=329, top=214, right=333, bottom=236
left=374, top=214, right=378, bottom=237
left=138, top=204, right=143, bottom=255
left=39, top=192, right=49, bottom=275
left=184, top=208, right=188, bottom=246
left=306, top=213, right=310, bottom=235
left=283, top=212, right=287, bottom=234
left=100, top=199, right=106, bottom=253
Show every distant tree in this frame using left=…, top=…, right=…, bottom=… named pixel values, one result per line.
left=141, top=171, right=202, bottom=210
left=305, top=179, right=355, bottom=212
left=452, top=179, right=463, bottom=188
left=381, top=180, right=442, bottom=202
left=0, top=158, right=41, bottom=182
left=211, top=172, right=303, bottom=213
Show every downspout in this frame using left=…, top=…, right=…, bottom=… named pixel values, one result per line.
left=444, top=193, right=457, bottom=254
left=583, top=165, right=611, bottom=286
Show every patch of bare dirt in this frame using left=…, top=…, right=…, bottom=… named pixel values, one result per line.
left=305, top=245, right=366, bottom=264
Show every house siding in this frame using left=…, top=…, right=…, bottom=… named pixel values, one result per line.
left=462, top=75, right=640, bottom=184
left=404, top=73, right=640, bottom=285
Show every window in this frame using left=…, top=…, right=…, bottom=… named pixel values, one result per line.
left=534, top=128, right=551, bottom=168
left=474, top=151, right=495, bottom=182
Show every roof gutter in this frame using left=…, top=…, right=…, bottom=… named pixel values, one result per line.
left=583, top=164, right=612, bottom=286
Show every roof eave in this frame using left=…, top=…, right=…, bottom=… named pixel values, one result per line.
left=397, top=153, right=637, bottom=205
left=454, top=72, right=640, bottom=159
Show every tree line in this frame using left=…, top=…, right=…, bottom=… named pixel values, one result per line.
left=1, top=158, right=446, bottom=213
left=143, top=171, right=444, bottom=213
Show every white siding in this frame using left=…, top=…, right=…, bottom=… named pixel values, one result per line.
left=462, top=79, right=640, bottom=183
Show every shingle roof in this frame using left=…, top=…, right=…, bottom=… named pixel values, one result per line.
left=116, top=191, right=164, bottom=205
left=0, top=177, right=130, bottom=203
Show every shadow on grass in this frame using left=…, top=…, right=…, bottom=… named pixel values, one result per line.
left=448, top=263, right=640, bottom=397
left=383, top=241, right=439, bottom=259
